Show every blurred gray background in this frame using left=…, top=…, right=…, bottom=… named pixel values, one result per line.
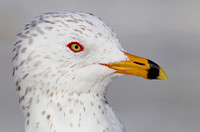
left=0, top=0, right=200, bottom=132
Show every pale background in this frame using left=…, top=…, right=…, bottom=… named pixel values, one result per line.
left=0, top=0, right=200, bottom=132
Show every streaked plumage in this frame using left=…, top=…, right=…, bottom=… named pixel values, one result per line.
left=12, top=12, right=167, bottom=132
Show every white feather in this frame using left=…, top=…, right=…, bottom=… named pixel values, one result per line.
left=12, top=12, right=127, bottom=132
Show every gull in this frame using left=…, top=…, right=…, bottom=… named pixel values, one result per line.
left=12, top=12, right=167, bottom=132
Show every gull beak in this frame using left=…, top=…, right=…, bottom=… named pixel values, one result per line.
left=106, top=52, right=167, bottom=80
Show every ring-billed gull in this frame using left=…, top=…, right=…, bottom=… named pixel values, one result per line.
left=12, top=12, right=167, bottom=132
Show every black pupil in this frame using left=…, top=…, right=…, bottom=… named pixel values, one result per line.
left=75, top=45, right=79, bottom=49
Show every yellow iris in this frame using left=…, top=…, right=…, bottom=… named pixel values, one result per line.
left=70, top=43, right=82, bottom=52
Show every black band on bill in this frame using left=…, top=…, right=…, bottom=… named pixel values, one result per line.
left=147, top=59, right=159, bottom=79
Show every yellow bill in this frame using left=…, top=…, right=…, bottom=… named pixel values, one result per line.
left=106, top=52, right=167, bottom=80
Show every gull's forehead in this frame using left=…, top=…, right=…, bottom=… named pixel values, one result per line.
left=23, top=12, right=116, bottom=38
left=40, top=12, right=114, bottom=33
left=16, top=12, right=122, bottom=50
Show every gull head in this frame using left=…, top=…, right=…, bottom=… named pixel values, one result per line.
left=13, top=12, right=167, bottom=95
left=12, top=12, right=130, bottom=96
left=12, top=12, right=167, bottom=132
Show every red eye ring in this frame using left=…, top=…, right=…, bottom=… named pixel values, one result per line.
left=67, top=42, right=84, bottom=53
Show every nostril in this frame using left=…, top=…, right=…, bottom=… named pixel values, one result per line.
left=133, top=62, right=145, bottom=65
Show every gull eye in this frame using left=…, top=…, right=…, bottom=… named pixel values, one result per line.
left=67, top=42, right=84, bottom=53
